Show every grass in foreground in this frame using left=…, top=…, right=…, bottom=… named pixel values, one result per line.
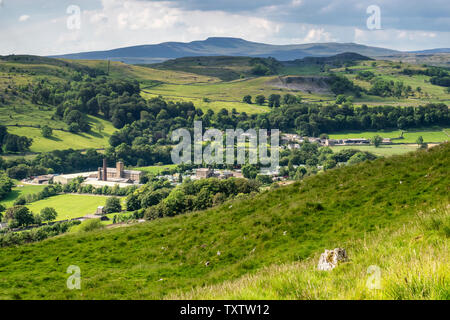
left=0, top=144, right=448, bottom=299
left=170, top=205, right=449, bottom=299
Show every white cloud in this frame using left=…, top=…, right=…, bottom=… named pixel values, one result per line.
left=19, top=15, right=30, bottom=22
left=353, top=27, right=447, bottom=50
left=1, top=0, right=449, bottom=56
left=303, top=28, right=334, bottom=42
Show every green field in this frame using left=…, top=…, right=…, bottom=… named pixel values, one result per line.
left=0, top=144, right=448, bottom=299
left=328, top=127, right=450, bottom=143
left=25, top=194, right=110, bottom=221
left=0, top=184, right=47, bottom=208
left=5, top=116, right=116, bottom=153
left=330, top=144, right=418, bottom=157
left=141, top=76, right=329, bottom=113
left=134, top=164, right=178, bottom=174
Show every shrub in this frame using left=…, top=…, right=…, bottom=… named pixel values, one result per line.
left=105, top=197, right=122, bottom=213
left=79, top=219, right=104, bottom=232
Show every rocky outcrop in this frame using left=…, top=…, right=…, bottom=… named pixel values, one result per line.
left=317, top=248, right=349, bottom=271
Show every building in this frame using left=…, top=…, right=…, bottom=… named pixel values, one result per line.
left=96, top=206, right=105, bottom=215
left=97, top=161, right=142, bottom=182
left=31, top=174, right=54, bottom=184
left=195, top=168, right=215, bottom=179
left=53, top=160, right=142, bottom=187
left=53, top=171, right=97, bottom=185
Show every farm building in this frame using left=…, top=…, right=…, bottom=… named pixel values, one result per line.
left=31, top=174, right=55, bottom=184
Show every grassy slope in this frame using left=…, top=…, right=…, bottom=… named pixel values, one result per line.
left=5, top=117, right=116, bottom=153
left=147, top=56, right=265, bottom=81
left=66, top=60, right=219, bottom=85
left=172, top=205, right=449, bottom=300
left=140, top=76, right=329, bottom=114
left=0, top=144, right=448, bottom=299
left=333, top=60, right=450, bottom=105
left=0, top=59, right=117, bottom=152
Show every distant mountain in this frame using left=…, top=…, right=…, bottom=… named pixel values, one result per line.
left=408, top=48, right=450, bottom=54
left=50, top=37, right=400, bottom=64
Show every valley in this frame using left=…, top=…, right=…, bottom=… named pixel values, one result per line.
left=0, top=37, right=449, bottom=302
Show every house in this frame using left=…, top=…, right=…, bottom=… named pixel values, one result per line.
left=96, top=206, right=105, bottom=215
left=195, top=168, right=215, bottom=179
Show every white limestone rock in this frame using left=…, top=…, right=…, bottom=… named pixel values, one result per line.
left=317, top=248, right=349, bottom=271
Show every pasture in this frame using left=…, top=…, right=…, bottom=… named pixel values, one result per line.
left=134, top=164, right=178, bottom=174
left=330, top=144, right=418, bottom=157
left=0, top=184, right=47, bottom=208
left=328, top=127, right=450, bottom=144
left=25, top=194, right=110, bottom=221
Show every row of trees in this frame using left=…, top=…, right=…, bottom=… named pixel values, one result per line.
left=243, top=93, right=301, bottom=107
left=0, top=218, right=80, bottom=247
left=0, top=205, right=58, bottom=228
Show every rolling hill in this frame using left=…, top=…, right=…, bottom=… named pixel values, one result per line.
left=50, top=37, right=400, bottom=64
left=0, top=143, right=448, bottom=299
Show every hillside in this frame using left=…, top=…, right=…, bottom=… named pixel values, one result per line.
left=147, top=56, right=282, bottom=81
left=0, top=55, right=117, bottom=153
left=50, top=37, right=400, bottom=64
left=0, top=143, right=448, bottom=299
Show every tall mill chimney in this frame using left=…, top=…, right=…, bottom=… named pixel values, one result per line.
left=103, top=159, right=107, bottom=181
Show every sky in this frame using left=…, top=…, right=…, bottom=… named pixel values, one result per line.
left=0, top=0, right=449, bottom=55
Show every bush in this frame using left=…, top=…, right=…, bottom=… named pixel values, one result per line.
left=79, top=219, right=104, bottom=232
left=105, top=197, right=122, bottom=213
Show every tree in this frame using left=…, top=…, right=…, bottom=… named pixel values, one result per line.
left=416, top=136, right=427, bottom=149
left=335, top=94, right=346, bottom=104
left=41, top=125, right=53, bottom=138
left=243, top=95, right=252, bottom=104
left=348, top=152, right=369, bottom=165
left=242, top=164, right=258, bottom=179
left=256, top=174, right=272, bottom=185
left=4, top=206, right=35, bottom=227
left=0, top=203, right=5, bottom=221
left=105, top=197, right=122, bottom=213
left=371, top=135, right=383, bottom=148
left=40, top=207, right=58, bottom=223
left=268, top=94, right=281, bottom=108
left=96, top=122, right=105, bottom=133
left=0, top=173, right=14, bottom=200
left=255, top=95, right=265, bottom=105
left=283, top=94, right=298, bottom=105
